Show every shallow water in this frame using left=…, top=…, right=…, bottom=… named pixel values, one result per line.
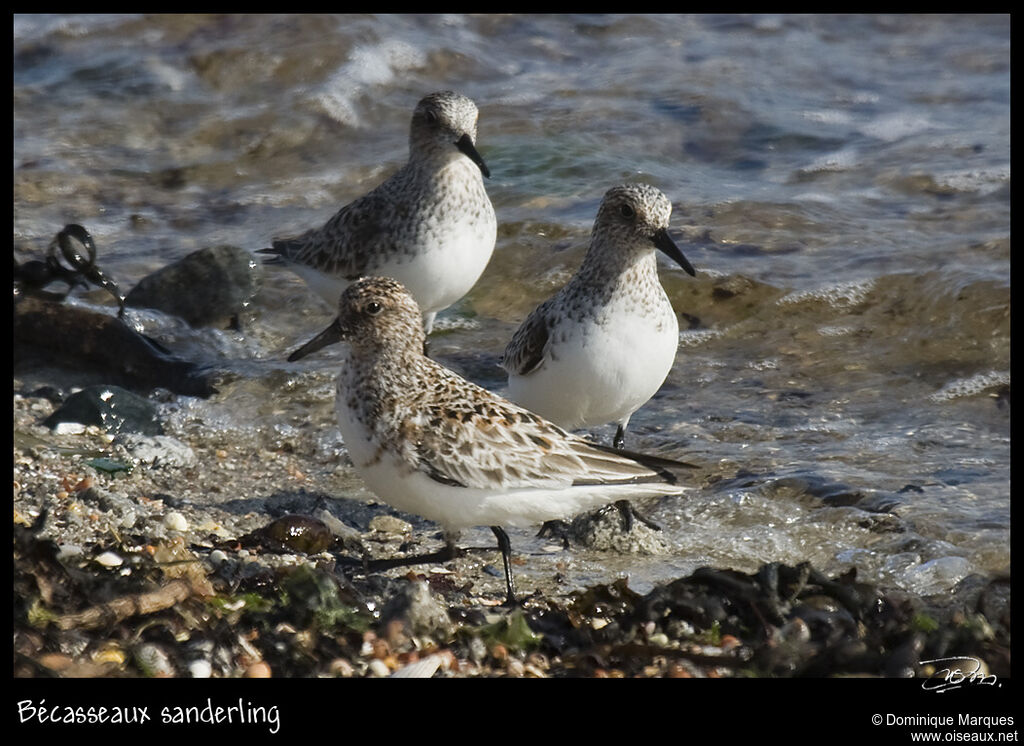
left=13, top=14, right=1010, bottom=597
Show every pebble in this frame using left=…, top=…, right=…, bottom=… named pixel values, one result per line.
left=329, top=658, right=355, bottom=677
left=163, top=511, right=189, bottom=532
left=116, top=434, right=197, bottom=469
left=93, top=646, right=127, bottom=666
left=366, top=659, right=391, bottom=678
left=56, top=544, right=85, bottom=562
left=390, top=654, right=443, bottom=679
left=37, top=653, right=74, bottom=672
left=379, top=579, right=453, bottom=639
left=95, top=551, right=123, bottom=567
left=369, top=514, right=413, bottom=535
left=134, top=643, right=175, bottom=677
left=187, top=659, right=213, bottom=678
left=244, top=661, right=272, bottom=678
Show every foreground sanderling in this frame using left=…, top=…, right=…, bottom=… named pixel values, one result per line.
left=502, top=183, right=696, bottom=449
left=288, top=276, right=694, bottom=604
left=260, top=91, right=497, bottom=335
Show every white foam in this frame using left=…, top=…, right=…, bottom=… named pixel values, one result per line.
left=316, top=40, right=428, bottom=127
left=801, top=146, right=859, bottom=173
left=860, top=112, right=933, bottom=142
left=677, top=328, right=724, bottom=347
left=898, top=556, right=972, bottom=596
left=777, top=278, right=875, bottom=309
left=929, top=370, right=1010, bottom=402
left=817, top=325, right=855, bottom=337
left=932, top=166, right=1010, bottom=195
left=801, top=109, right=854, bottom=126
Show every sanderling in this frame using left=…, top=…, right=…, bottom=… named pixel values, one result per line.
left=288, top=276, right=694, bottom=604
left=260, top=91, right=497, bottom=335
left=502, top=183, right=696, bottom=449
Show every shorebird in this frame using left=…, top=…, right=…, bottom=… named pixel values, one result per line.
left=288, top=276, right=695, bottom=604
left=502, top=183, right=695, bottom=449
left=261, top=91, right=496, bottom=336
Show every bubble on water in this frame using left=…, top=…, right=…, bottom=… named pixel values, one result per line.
left=801, top=109, right=854, bottom=126
left=747, top=357, right=780, bottom=371
left=898, top=556, right=973, bottom=596
left=317, top=40, right=428, bottom=127
left=859, top=112, right=933, bottom=142
left=929, top=370, right=1009, bottom=402
left=431, top=315, right=482, bottom=333
left=678, top=328, right=724, bottom=347
left=800, top=146, right=859, bottom=173
left=776, top=278, right=875, bottom=309
left=817, top=325, right=856, bottom=337
left=932, top=166, right=1010, bottom=195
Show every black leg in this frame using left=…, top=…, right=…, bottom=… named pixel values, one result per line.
left=490, top=526, right=518, bottom=606
left=612, top=499, right=662, bottom=532
left=613, top=424, right=626, bottom=449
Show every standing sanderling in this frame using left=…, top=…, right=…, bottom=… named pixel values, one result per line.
left=260, top=91, right=497, bottom=335
left=502, top=183, right=696, bottom=449
left=287, top=276, right=694, bottom=604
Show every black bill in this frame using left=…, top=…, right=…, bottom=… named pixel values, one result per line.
left=288, top=320, right=344, bottom=362
left=652, top=228, right=696, bottom=277
left=455, top=133, right=491, bottom=178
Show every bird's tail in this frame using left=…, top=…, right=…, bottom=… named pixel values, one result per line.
left=257, top=236, right=304, bottom=266
left=587, top=443, right=700, bottom=485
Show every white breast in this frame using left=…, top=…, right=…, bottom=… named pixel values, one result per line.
left=508, top=302, right=679, bottom=429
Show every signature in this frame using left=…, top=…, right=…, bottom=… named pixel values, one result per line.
left=919, top=656, right=999, bottom=693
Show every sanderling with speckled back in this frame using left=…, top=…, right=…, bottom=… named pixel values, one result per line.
left=502, top=183, right=696, bottom=449
left=287, top=276, right=695, bottom=604
left=261, top=91, right=496, bottom=335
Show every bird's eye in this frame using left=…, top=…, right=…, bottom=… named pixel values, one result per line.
left=365, top=301, right=383, bottom=316
left=424, top=109, right=439, bottom=125
left=619, top=204, right=636, bottom=220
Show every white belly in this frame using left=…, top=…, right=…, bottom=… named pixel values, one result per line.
left=507, top=308, right=678, bottom=430
left=390, top=218, right=496, bottom=316
left=334, top=368, right=684, bottom=531
left=294, top=220, right=494, bottom=316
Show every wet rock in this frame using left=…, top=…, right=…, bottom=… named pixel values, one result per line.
left=543, top=500, right=669, bottom=554
left=14, top=224, right=126, bottom=312
left=369, top=514, right=414, bottom=536
left=379, top=579, right=453, bottom=640
left=187, top=659, right=213, bottom=678
left=884, top=633, right=925, bottom=678
left=125, top=244, right=262, bottom=328
left=134, top=642, right=175, bottom=677
left=389, top=653, right=444, bottom=678
left=975, top=576, right=1011, bottom=635
left=14, top=295, right=220, bottom=397
left=115, top=433, right=196, bottom=468
left=277, top=564, right=370, bottom=631
left=43, top=385, right=163, bottom=436
left=312, top=508, right=366, bottom=554
left=902, top=556, right=973, bottom=596
left=240, top=514, right=335, bottom=554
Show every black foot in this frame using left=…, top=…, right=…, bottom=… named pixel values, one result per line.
left=613, top=424, right=626, bottom=450
left=536, top=519, right=571, bottom=549
left=609, top=499, right=662, bottom=532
